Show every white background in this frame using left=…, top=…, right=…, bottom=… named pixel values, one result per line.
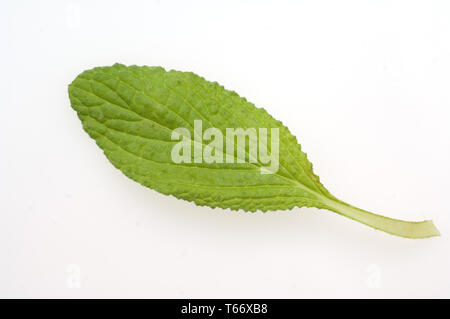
left=1, top=0, right=450, bottom=298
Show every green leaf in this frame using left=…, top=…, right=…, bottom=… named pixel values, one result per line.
left=68, top=63, right=440, bottom=239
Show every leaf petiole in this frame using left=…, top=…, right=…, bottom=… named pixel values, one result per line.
left=322, top=197, right=440, bottom=238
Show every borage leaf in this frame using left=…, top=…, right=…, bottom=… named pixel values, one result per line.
left=68, top=63, right=440, bottom=239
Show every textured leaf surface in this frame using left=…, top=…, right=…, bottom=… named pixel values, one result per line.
left=69, top=63, right=440, bottom=238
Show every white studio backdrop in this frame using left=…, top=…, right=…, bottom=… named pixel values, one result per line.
left=1, top=0, right=450, bottom=298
